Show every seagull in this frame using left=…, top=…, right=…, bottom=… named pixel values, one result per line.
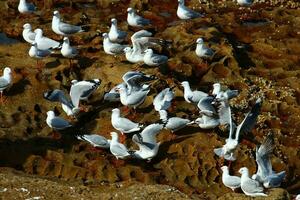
left=111, top=108, right=142, bottom=134
left=252, top=134, right=286, bottom=188
left=153, top=87, right=174, bottom=111
left=197, top=96, right=217, bottom=117
left=195, top=38, right=214, bottom=59
left=28, top=42, right=53, bottom=68
left=212, top=83, right=238, bottom=102
left=194, top=115, right=220, bottom=129
left=214, top=98, right=262, bottom=161
left=124, top=47, right=143, bottom=63
left=61, top=37, right=78, bottom=60
left=109, top=132, right=131, bottom=159
left=143, top=49, right=168, bottom=66
left=70, top=79, right=101, bottom=107
left=117, top=83, right=150, bottom=109
left=239, top=167, right=267, bottom=197
left=108, top=18, right=127, bottom=43
left=127, top=8, right=150, bottom=27
left=18, top=0, right=36, bottom=14
left=0, top=67, right=12, bottom=103
left=76, top=134, right=111, bottom=149
left=181, top=81, right=208, bottom=104
left=177, top=0, right=203, bottom=20
left=46, top=111, right=72, bottom=130
left=131, top=123, right=163, bottom=161
left=102, top=33, right=128, bottom=55
left=103, top=83, right=126, bottom=102
left=34, top=28, right=61, bottom=50
left=22, top=23, right=36, bottom=44
left=122, top=71, right=155, bottom=94
left=43, top=89, right=79, bottom=116
left=221, top=166, right=241, bottom=191
left=159, top=110, right=192, bottom=132
left=237, top=0, right=253, bottom=7
left=52, top=10, right=85, bottom=36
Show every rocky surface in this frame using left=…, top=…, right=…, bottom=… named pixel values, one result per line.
left=0, top=0, right=299, bottom=199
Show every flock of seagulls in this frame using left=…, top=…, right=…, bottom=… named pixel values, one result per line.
left=0, top=0, right=288, bottom=198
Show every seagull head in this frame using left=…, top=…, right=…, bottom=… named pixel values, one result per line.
left=196, top=38, right=204, bottom=44
left=110, top=132, right=118, bottom=139
left=63, top=37, right=69, bottom=43
left=112, top=108, right=120, bottom=114
left=23, top=23, right=31, bottom=29
left=111, top=18, right=117, bottom=24
left=3, top=67, right=12, bottom=76
left=102, top=33, right=108, bottom=38
left=178, top=0, right=184, bottom=4
left=46, top=110, right=55, bottom=117
left=238, top=167, right=248, bottom=175
left=158, top=110, right=168, bottom=120
left=212, top=83, right=221, bottom=95
left=53, top=10, right=60, bottom=17
left=71, top=80, right=78, bottom=85
left=180, top=81, right=189, bottom=87
left=34, top=28, right=43, bottom=35
left=144, top=49, right=153, bottom=54
left=220, top=166, right=228, bottom=172
left=127, top=7, right=134, bottom=13
left=123, top=47, right=132, bottom=53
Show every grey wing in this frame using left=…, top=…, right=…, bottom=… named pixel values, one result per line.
left=80, top=134, right=110, bottom=148
left=136, top=16, right=150, bottom=26
left=131, top=30, right=152, bottom=40
left=184, top=8, right=202, bottom=18
left=51, top=117, right=71, bottom=129
left=198, top=96, right=216, bottom=114
left=224, top=89, right=239, bottom=99
left=110, top=43, right=127, bottom=54
left=117, top=117, right=139, bottom=129
left=140, top=124, right=163, bottom=144
left=40, top=38, right=60, bottom=49
left=164, top=88, right=174, bottom=101
left=70, top=82, right=98, bottom=106
left=111, top=143, right=129, bottom=155
left=218, top=101, right=236, bottom=139
left=242, top=179, right=264, bottom=193
left=0, top=78, right=9, bottom=89
left=36, top=49, right=52, bottom=57
left=214, top=147, right=225, bottom=157
left=59, top=23, right=82, bottom=34
left=71, top=47, right=78, bottom=55
left=28, top=3, right=36, bottom=11
left=235, top=98, right=262, bottom=140
left=118, top=30, right=127, bottom=39
left=152, top=55, right=168, bottom=64
left=28, top=32, right=36, bottom=41
left=256, top=134, right=274, bottom=177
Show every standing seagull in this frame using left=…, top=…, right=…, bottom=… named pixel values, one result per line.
left=117, top=84, right=150, bottom=109
left=102, top=33, right=128, bottom=55
left=111, top=108, right=142, bottom=134
left=28, top=42, right=53, bottom=68
left=34, top=29, right=61, bottom=50
left=143, top=49, right=168, bottom=66
left=127, top=8, right=150, bottom=27
left=52, top=10, right=85, bottom=36
left=61, top=37, right=78, bottom=66
left=181, top=81, right=208, bottom=104
left=46, top=111, right=72, bottom=130
left=159, top=110, right=192, bottom=132
left=252, top=134, right=286, bottom=188
left=108, top=18, right=127, bottom=43
left=22, top=23, right=36, bottom=44
left=18, top=0, right=36, bottom=14
left=153, top=87, right=174, bottom=111
left=221, top=166, right=241, bottom=191
left=195, top=38, right=214, bottom=59
left=109, top=132, right=131, bottom=159
left=177, top=0, right=203, bottom=20
left=0, top=67, right=12, bottom=104
left=239, top=167, right=267, bottom=197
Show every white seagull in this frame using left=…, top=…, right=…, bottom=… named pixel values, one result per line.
left=177, top=0, right=203, bottom=20
left=61, top=37, right=78, bottom=59
left=77, top=134, right=111, bottom=149
left=103, top=33, right=128, bottom=55
left=221, top=166, right=241, bottom=191
left=111, top=108, right=142, bottom=134
left=239, top=167, right=267, bottom=197
left=127, top=8, right=150, bottom=27
left=108, top=18, right=127, bottom=43
left=34, top=28, right=61, bottom=50
left=181, top=81, right=208, bottom=104
left=109, top=132, right=131, bottom=159
left=252, top=134, right=286, bottom=188
left=195, top=38, right=214, bottom=59
left=52, top=10, right=85, bottom=36
left=153, top=87, right=174, bottom=111
left=46, top=111, right=72, bottom=130
left=143, top=49, right=168, bottom=66
left=159, top=110, right=192, bottom=132
left=22, top=23, right=36, bottom=44
left=18, top=0, right=36, bottom=14
left=0, top=67, right=12, bottom=103
left=131, top=123, right=163, bottom=161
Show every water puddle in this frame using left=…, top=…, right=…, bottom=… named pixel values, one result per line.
left=0, top=33, right=19, bottom=45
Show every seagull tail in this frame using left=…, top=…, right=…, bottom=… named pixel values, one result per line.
left=187, top=120, right=195, bottom=125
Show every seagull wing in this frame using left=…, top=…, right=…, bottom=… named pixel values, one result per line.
left=59, top=22, right=82, bottom=35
